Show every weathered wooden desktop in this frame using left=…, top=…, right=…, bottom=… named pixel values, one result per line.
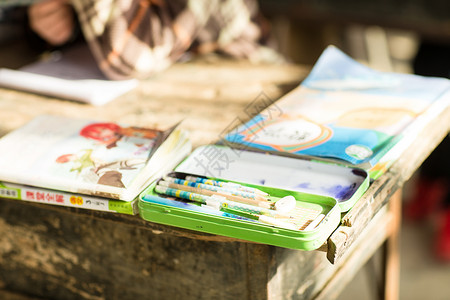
left=0, top=53, right=448, bottom=300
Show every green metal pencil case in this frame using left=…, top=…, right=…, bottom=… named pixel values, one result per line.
left=139, top=145, right=369, bottom=251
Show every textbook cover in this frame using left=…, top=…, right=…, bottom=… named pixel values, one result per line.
left=0, top=115, right=191, bottom=201
left=224, top=46, right=450, bottom=179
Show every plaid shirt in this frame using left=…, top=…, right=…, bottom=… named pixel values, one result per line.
left=71, top=0, right=271, bottom=80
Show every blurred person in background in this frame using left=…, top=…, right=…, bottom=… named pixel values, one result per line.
left=26, top=0, right=281, bottom=80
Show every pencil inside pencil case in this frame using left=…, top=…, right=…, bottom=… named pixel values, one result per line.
left=139, top=171, right=341, bottom=251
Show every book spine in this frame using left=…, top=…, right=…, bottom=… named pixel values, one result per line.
left=0, top=182, right=136, bottom=215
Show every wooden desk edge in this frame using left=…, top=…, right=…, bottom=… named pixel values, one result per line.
left=326, top=105, right=450, bottom=264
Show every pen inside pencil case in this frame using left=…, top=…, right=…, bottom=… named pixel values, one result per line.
left=157, top=176, right=298, bottom=216
left=162, top=174, right=299, bottom=212
left=156, top=174, right=331, bottom=231
left=163, top=175, right=272, bottom=204
left=154, top=183, right=314, bottom=231
left=153, top=186, right=297, bottom=230
left=143, top=193, right=258, bottom=222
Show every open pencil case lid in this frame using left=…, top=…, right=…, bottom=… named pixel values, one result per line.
left=138, top=145, right=369, bottom=250
left=175, top=145, right=369, bottom=212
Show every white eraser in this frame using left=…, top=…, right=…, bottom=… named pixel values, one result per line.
left=274, top=195, right=296, bottom=213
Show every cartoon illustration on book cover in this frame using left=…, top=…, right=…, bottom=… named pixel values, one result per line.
left=55, top=122, right=161, bottom=188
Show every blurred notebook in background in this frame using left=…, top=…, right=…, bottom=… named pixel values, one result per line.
left=0, top=44, right=138, bottom=105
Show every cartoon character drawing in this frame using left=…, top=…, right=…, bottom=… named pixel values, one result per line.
left=56, top=150, right=146, bottom=188
left=55, top=122, right=158, bottom=188
left=79, top=122, right=159, bottom=149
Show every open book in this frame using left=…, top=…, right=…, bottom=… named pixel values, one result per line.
left=0, top=115, right=191, bottom=201
left=0, top=44, right=138, bottom=105
left=224, top=46, right=450, bottom=179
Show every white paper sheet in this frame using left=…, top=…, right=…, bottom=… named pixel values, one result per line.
left=0, top=44, right=138, bottom=105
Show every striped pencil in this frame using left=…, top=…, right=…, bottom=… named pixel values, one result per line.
left=184, top=175, right=268, bottom=196
left=156, top=182, right=294, bottom=218
left=158, top=180, right=273, bottom=209
left=163, top=176, right=269, bottom=201
left=155, top=185, right=297, bottom=230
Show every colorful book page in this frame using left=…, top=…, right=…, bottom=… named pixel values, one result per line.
left=224, top=46, right=450, bottom=169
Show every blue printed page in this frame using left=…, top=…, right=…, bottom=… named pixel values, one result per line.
left=224, top=46, right=450, bottom=172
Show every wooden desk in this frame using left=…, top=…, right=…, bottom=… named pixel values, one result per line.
left=0, top=55, right=448, bottom=300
